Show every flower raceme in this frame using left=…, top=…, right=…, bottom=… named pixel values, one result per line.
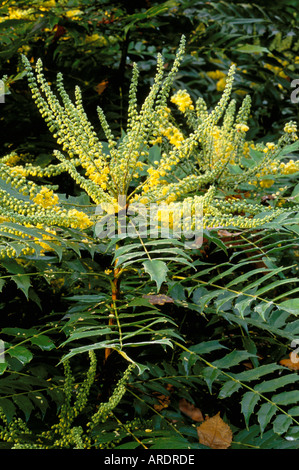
left=0, top=36, right=298, bottom=259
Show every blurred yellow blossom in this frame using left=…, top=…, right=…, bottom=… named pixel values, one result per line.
left=216, top=77, right=227, bottom=92
left=33, top=187, right=59, bottom=208
left=65, top=9, right=82, bottom=20
left=171, top=90, right=194, bottom=113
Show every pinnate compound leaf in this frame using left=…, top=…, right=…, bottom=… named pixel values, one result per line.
left=197, top=412, right=233, bottom=449
left=142, top=259, right=168, bottom=292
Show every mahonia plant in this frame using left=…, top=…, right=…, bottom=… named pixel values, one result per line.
left=0, top=34, right=298, bottom=261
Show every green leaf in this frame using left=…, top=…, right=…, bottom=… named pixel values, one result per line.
left=241, top=336, right=259, bottom=368
left=189, top=340, right=227, bottom=355
left=233, top=363, right=282, bottom=382
left=289, top=406, right=299, bottom=417
left=0, top=363, right=7, bottom=375
left=241, top=391, right=261, bottom=428
left=0, top=279, right=5, bottom=292
left=257, top=402, right=277, bottom=435
left=0, top=398, right=16, bottom=423
left=142, top=259, right=168, bottom=292
left=12, top=275, right=31, bottom=299
left=192, top=288, right=222, bottom=311
left=279, top=299, right=299, bottom=315
left=235, top=296, right=255, bottom=318
left=219, top=380, right=241, bottom=398
left=0, top=259, right=31, bottom=298
left=249, top=147, right=266, bottom=164
left=285, top=426, right=299, bottom=441
left=149, top=435, right=191, bottom=449
left=60, top=338, right=173, bottom=364
left=203, top=231, right=228, bottom=254
left=291, top=184, right=299, bottom=203
left=227, top=163, right=243, bottom=174
left=272, top=390, right=299, bottom=406
left=226, top=267, right=268, bottom=287
left=29, top=392, right=48, bottom=419
left=236, top=44, right=269, bottom=54
left=12, top=395, right=34, bottom=422
left=212, top=350, right=256, bottom=369
left=1, top=327, right=37, bottom=337
left=61, top=327, right=113, bottom=346
left=30, top=334, right=55, bottom=351
left=7, top=345, right=33, bottom=365
left=254, top=374, right=299, bottom=394
left=254, top=302, right=274, bottom=320
left=202, top=367, right=220, bottom=393
left=273, top=414, right=293, bottom=435
left=276, top=140, right=299, bottom=158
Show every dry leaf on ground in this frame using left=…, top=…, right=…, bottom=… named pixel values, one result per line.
left=95, top=80, right=108, bottom=95
left=280, top=352, right=299, bottom=371
left=197, top=412, right=233, bottom=449
left=179, top=398, right=204, bottom=422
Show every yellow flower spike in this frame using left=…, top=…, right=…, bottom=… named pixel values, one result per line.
left=1, top=36, right=296, bottom=259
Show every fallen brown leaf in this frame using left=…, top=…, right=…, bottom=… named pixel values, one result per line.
left=179, top=398, right=204, bottom=422
left=95, top=80, right=108, bottom=95
left=197, top=412, right=233, bottom=449
left=279, top=352, right=299, bottom=371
